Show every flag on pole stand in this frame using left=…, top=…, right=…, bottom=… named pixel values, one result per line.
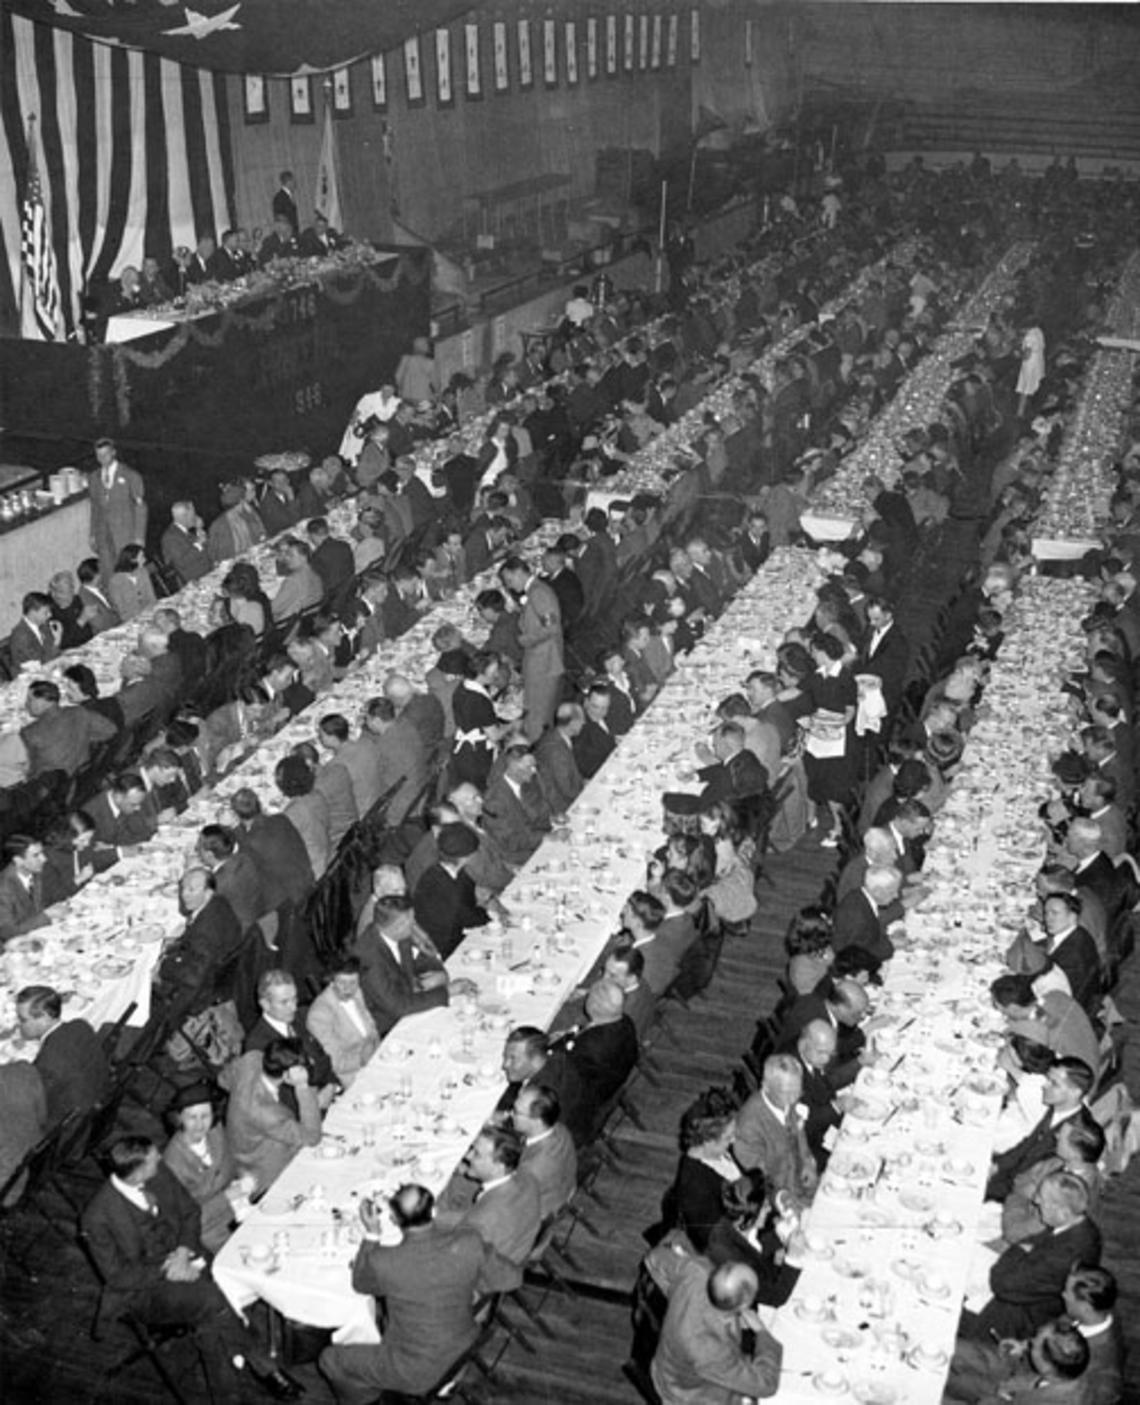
left=20, top=114, right=63, bottom=342
left=314, top=89, right=344, bottom=232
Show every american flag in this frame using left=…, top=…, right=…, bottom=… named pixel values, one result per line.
left=20, top=116, right=63, bottom=342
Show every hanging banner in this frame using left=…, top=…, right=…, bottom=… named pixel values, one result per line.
left=651, top=15, right=662, bottom=69
left=465, top=23, right=482, bottom=99
left=667, top=14, right=678, bottom=67
left=404, top=35, right=424, bottom=105
left=435, top=28, right=454, bottom=107
left=566, top=21, right=579, bottom=85
left=606, top=15, right=618, bottom=76
left=518, top=18, right=534, bottom=90
left=370, top=54, right=387, bottom=110
left=543, top=18, right=557, bottom=87
left=623, top=14, right=634, bottom=72
left=493, top=21, right=509, bottom=92
left=691, top=8, right=701, bottom=63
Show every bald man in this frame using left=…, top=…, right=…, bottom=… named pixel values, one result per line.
left=776, top=976, right=869, bottom=1089
left=566, top=979, right=639, bottom=1139
left=383, top=672, right=446, bottom=764
left=795, top=1019, right=841, bottom=1168
left=650, top=1256, right=782, bottom=1402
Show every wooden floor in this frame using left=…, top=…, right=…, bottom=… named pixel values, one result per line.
left=4, top=496, right=1139, bottom=1403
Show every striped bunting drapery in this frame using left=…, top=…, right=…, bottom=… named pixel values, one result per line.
left=0, top=10, right=236, bottom=338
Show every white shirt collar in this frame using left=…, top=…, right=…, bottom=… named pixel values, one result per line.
left=1077, top=1316, right=1112, bottom=1339
left=111, top=1175, right=154, bottom=1213
left=478, top=1172, right=512, bottom=1197
left=526, top=1127, right=555, bottom=1148
left=761, top=1092, right=787, bottom=1125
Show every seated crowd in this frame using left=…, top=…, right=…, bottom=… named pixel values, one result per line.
left=0, top=159, right=1137, bottom=1404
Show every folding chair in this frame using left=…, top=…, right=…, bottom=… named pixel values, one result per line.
left=76, top=1229, right=215, bottom=1405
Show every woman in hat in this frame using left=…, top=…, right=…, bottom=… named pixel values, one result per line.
left=162, top=1085, right=248, bottom=1252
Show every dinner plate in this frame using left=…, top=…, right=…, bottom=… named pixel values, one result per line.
left=890, top=1257, right=921, bottom=1282
left=942, top=1157, right=975, bottom=1181
left=94, top=957, right=132, bottom=979
left=899, top=1189, right=933, bottom=1213
left=833, top=1257, right=869, bottom=1280
left=448, top=1045, right=481, bottom=1065
left=856, top=1205, right=890, bottom=1227
left=134, top=924, right=166, bottom=944
left=821, top=1327, right=862, bottom=1351
left=794, top=1300, right=831, bottom=1323
left=917, top=1271, right=951, bottom=1300
left=925, top=1216, right=962, bottom=1239
left=830, top=1153, right=877, bottom=1184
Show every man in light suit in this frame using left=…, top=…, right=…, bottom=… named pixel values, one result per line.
left=221, top=1037, right=322, bottom=1193
left=732, top=1052, right=818, bottom=1210
left=16, top=983, right=111, bottom=1126
left=511, top=1084, right=577, bottom=1222
left=500, top=556, right=563, bottom=741
left=534, top=702, right=585, bottom=813
left=305, top=956, right=380, bottom=1089
left=319, top=1184, right=493, bottom=1405
left=443, top=1125, right=542, bottom=1291
left=353, top=893, right=450, bottom=1038
left=0, top=836, right=50, bottom=944
left=9, top=593, right=61, bottom=670
left=89, top=438, right=147, bottom=584
left=649, top=1256, right=782, bottom=1404
left=362, top=697, right=428, bottom=826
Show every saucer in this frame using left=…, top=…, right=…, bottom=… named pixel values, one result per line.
left=318, top=1141, right=346, bottom=1160
left=918, top=1272, right=951, bottom=1300
left=812, top=1372, right=848, bottom=1397
left=833, top=1257, right=870, bottom=1279
left=822, top=1327, right=863, bottom=1351
left=942, top=1157, right=975, bottom=1181
left=94, top=957, right=132, bottom=979
left=794, top=1300, right=831, bottom=1323
left=925, top=1217, right=962, bottom=1239
left=890, top=1256, right=921, bottom=1282
left=908, top=1345, right=949, bottom=1372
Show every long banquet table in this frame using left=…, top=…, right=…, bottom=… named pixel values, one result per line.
left=0, top=233, right=905, bottom=1056
left=764, top=572, right=1094, bottom=1402
left=210, top=546, right=826, bottom=1338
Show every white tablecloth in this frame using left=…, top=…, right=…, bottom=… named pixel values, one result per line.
left=766, top=573, right=1094, bottom=1402
left=212, top=547, right=825, bottom=1338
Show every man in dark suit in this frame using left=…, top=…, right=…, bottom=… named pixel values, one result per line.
left=154, top=605, right=208, bottom=683
left=535, top=703, right=585, bottom=814
left=21, top=679, right=117, bottom=778
left=832, top=865, right=902, bottom=964
left=17, top=984, right=111, bottom=1126
left=208, top=228, right=248, bottom=282
left=383, top=674, right=447, bottom=766
left=258, top=470, right=299, bottom=537
left=196, top=824, right=268, bottom=933
left=243, top=969, right=338, bottom=1109
left=499, top=1026, right=588, bottom=1148
left=577, top=509, right=618, bottom=618
left=117, top=627, right=184, bottom=729
left=154, top=869, right=245, bottom=1023
left=160, top=501, right=213, bottom=585
left=299, top=215, right=342, bottom=258
left=483, top=743, right=555, bottom=869
left=572, top=684, right=616, bottom=782
left=966, top=1170, right=1102, bottom=1341
left=774, top=977, right=869, bottom=1089
left=319, top=1184, right=493, bottom=1404
left=272, top=171, right=299, bottom=231
left=353, top=894, right=450, bottom=1037
left=259, top=215, right=299, bottom=266
left=1066, top=818, right=1130, bottom=924
left=82, top=1136, right=297, bottom=1397
left=860, top=596, right=911, bottom=712
left=84, top=772, right=157, bottom=854
left=541, top=543, right=585, bottom=634
left=795, top=1019, right=842, bottom=1168
left=564, top=979, right=638, bottom=1137
left=229, top=787, right=315, bottom=910
left=412, top=824, right=488, bottom=960
left=0, top=836, right=50, bottom=944
left=9, top=592, right=61, bottom=669
left=987, top=1058, right=1099, bottom=1203
left=695, top=721, right=770, bottom=806
left=745, top=670, right=797, bottom=754
left=1038, top=891, right=1102, bottom=1017
left=307, top=517, right=356, bottom=596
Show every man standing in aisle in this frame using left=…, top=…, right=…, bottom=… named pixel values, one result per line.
left=499, top=555, right=563, bottom=741
left=89, top=438, right=147, bottom=585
